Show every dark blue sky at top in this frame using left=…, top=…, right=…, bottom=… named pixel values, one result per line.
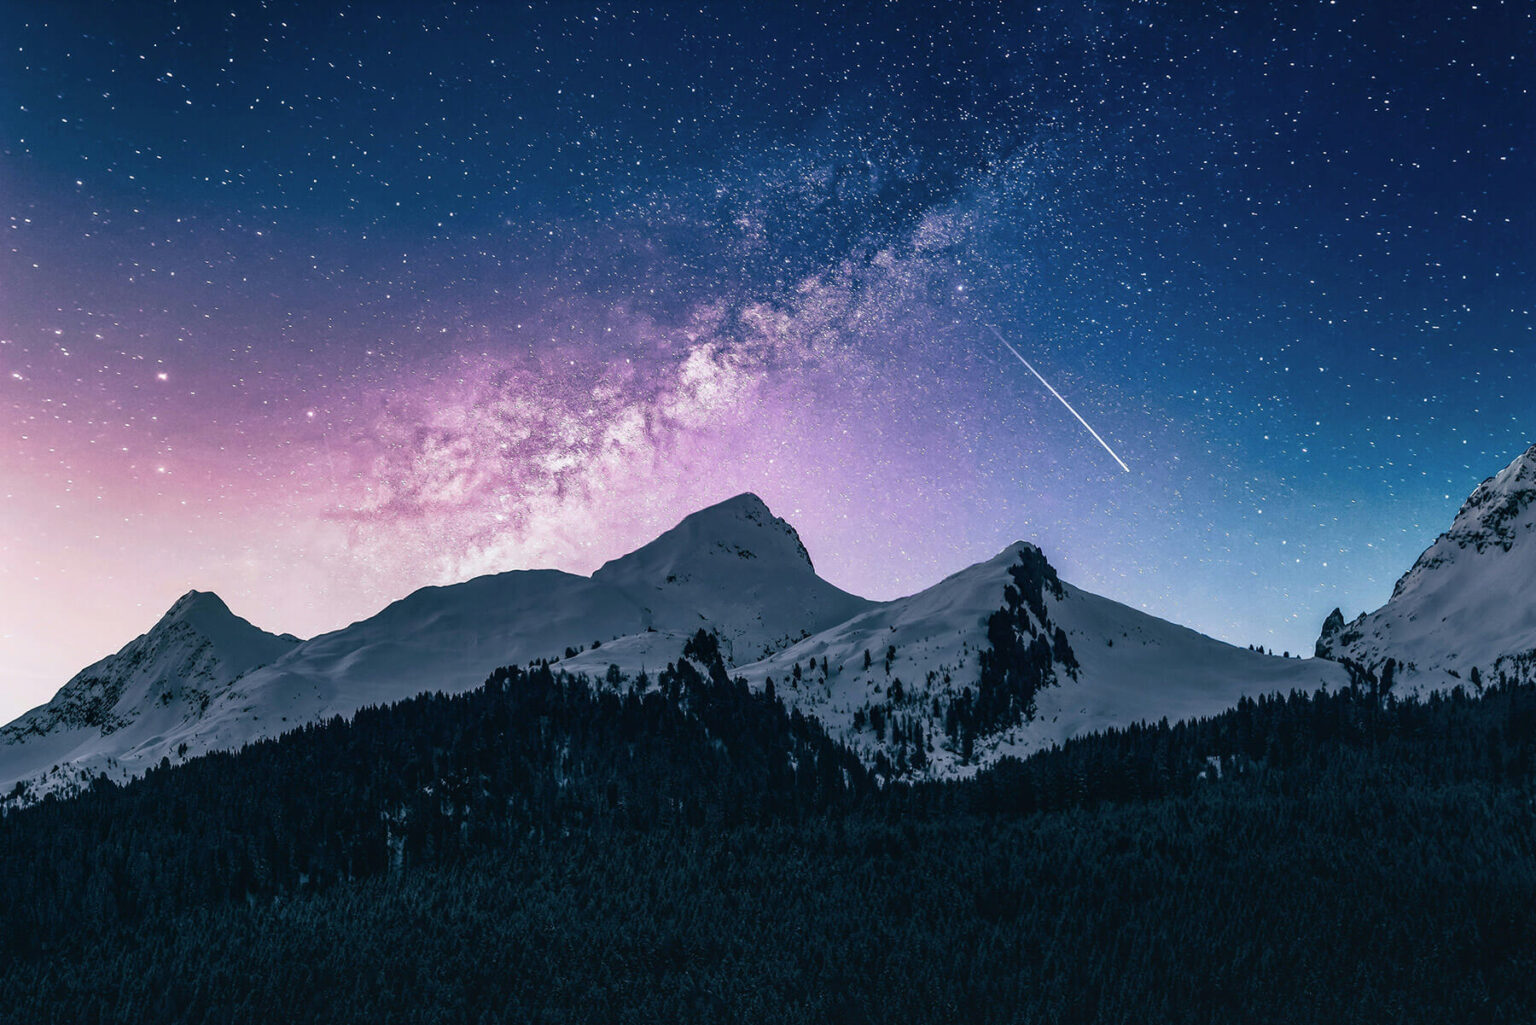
left=1, top=0, right=1532, bottom=709
left=14, top=3, right=1527, bottom=306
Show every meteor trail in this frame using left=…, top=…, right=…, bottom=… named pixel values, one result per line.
left=987, top=324, right=1131, bottom=473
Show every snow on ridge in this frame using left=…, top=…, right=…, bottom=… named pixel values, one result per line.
left=0, top=493, right=866, bottom=803
left=725, top=540, right=1346, bottom=780
left=1316, top=443, right=1536, bottom=690
left=594, top=492, right=818, bottom=578
left=591, top=492, right=871, bottom=663
left=0, top=589, right=301, bottom=804
left=22, top=459, right=1504, bottom=800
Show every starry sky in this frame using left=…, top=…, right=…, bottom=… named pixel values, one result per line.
left=2, top=0, right=1532, bottom=721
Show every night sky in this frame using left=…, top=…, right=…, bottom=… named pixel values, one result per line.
left=3, top=1, right=1532, bottom=720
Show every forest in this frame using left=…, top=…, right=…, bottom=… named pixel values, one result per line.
left=2, top=633, right=1534, bottom=1023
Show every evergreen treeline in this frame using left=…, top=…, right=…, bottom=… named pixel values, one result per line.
left=0, top=639, right=869, bottom=960
left=956, top=548, right=1077, bottom=752
left=2, top=641, right=1536, bottom=1023
left=955, top=673, right=1536, bottom=816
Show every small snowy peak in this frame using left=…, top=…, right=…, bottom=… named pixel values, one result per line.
left=593, top=493, right=817, bottom=582
left=1432, top=442, right=1536, bottom=556
left=739, top=541, right=1347, bottom=780
left=0, top=591, right=299, bottom=803
left=1385, top=441, right=1536, bottom=605
left=735, top=542, right=1082, bottom=778
left=1316, top=444, right=1536, bottom=689
left=592, top=493, right=871, bottom=661
left=162, top=588, right=228, bottom=621
left=3, top=589, right=296, bottom=740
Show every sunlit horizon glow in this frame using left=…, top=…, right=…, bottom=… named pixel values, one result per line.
left=3, top=2, right=1532, bottom=722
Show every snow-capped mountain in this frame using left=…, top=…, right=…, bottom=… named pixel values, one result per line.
left=1, top=494, right=865, bottom=801
left=3, top=489, right=1357, bottom=800
left=1316, top=443, right=1536, bottom=690
left=0, top=591, right=299, bottom=802
left=738, top=544, right=1346, bottom=776
left=590, top=493, right=871, bottom=663
left=566, top=541, right=1349, bottom=778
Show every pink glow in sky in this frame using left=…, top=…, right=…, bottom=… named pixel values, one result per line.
left=8, top=2, right=1527, bottom=723
left=2, top=248, right=1052, bottom=721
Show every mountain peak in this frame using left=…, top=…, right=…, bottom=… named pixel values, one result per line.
left=161, top=589, right=234, bottom=623
left=595, top=492, right=816, bottom=580
left=142, top=588, right=305, bottom=665
left=153, top=589, right=283, bottom=644
left=0, top=586, right=301, bottom=797
left=1316, top=443, right=1536, bottom=686
left=675, top=491, right=788, bottom=535
left=1444, top=442, right=1536, bottom=545
left=1462, top=442, right=1535, bottom=508
left=1385, top=442, right=1536, bottom=602
left=591, top=493, right=869, bottom=661
left=710, top=491, right=773, bottom=515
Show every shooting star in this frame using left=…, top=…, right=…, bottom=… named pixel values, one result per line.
left=987, top=324, right=1131, bottom=473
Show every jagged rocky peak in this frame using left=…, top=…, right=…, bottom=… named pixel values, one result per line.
left=1435, top=442, right=1536, bottom=554
left=1315, top=608, right=1346, bottom=658
left=1385, top=442, right=1536, bottom=604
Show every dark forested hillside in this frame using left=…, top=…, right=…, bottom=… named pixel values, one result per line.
left=0, top=638, right=870, bottom=959
left=3, top=639, right=1536, bottom=1023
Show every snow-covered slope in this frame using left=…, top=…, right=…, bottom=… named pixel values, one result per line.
left=0, top=592, right=299, bottom=802
left=5, top=487, right=1368, bottom=798
left=1, top=494, right=866, bottom=801
left=590, top=493, right=872, bottom=662
left=1316, top=443, right=1536, bottom=690
left=720, top=543, right=1348, bottom=778
left=180, top=569, right=651, bottom=761
left=1043, top=581, right=1346, bottom=746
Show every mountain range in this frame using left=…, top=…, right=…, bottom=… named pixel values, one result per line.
left=6, top=443, right=1535, bottom=805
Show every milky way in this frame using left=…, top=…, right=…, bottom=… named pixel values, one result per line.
left=2, top=2, right=1532, bottom=719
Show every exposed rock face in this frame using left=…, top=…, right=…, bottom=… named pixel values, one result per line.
left=1315, top=607, right=1347, bottom=659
